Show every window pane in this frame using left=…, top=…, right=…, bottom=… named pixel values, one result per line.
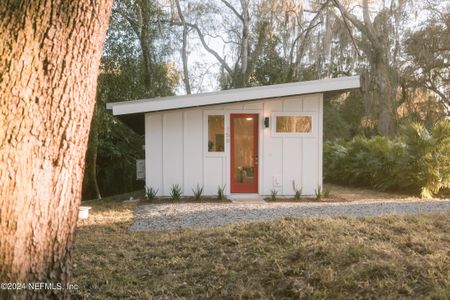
left=208, top=115, right=224, bottom=152
left=276, top=116, right=312, bottom=133
left=232, top=116, right=255, bottom=184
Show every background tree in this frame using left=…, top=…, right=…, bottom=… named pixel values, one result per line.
left=82, top=0, right=179, bottom=200
left=403, top=10, right=449, bottom=115
left=165, top=0, right=446, bottom=138
left=173, top=0, right=193, bottom=94
left=170, top=0, right=272, bottom=88
left=0, top=0, right=112, bottom=298
left=332, top=0, right=405, bottom=135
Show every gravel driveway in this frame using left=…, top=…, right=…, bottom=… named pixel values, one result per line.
left=130, top=199, right=450, bottom=231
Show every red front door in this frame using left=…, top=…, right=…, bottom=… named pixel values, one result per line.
left=230, top=114, right=259, bottom=193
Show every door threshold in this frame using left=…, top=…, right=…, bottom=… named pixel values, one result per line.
left=227, top=194, right=265, bottom=203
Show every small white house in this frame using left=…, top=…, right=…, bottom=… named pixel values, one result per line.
left=107, top=76, right=360, bottom=197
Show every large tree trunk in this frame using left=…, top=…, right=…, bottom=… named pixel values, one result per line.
left=0, top=0, right=111, bottom=298
left=333, top=0, right=397, bottom=135
left=364, top=0, right=396, bottom=136
left=375, top=57, right=397, bottom=136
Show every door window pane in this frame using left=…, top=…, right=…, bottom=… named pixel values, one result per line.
left=276, top=116, right=312, bottom=133
left=232, top=117, right=255, bottom=184
left=208, top=115, right=224, bottom=152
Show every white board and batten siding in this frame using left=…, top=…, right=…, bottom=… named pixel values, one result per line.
left=145, top=93, right=323, bottom=196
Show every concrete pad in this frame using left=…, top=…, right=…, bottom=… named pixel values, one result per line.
left=227, top=194, right=265, bottom=203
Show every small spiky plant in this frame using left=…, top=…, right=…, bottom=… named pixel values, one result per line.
left=217, top=184, right=226, bottom=200
left=315, top=184, right=322, bottom=201
left=145, top=186, right=159, bottom=201
left=315, top=184, right=331, bottom=201
left=170, top=184, right=182, bottom=201
left=292, top=180, right=302, bottom=200
left=192, top=184, right=204, bottom=201
left=270, top=189, right=278, bottom=201
left=323, top=187, right=330, bottom=198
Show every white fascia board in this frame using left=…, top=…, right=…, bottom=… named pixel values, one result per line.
left=109, top=76, right=360, bottom=116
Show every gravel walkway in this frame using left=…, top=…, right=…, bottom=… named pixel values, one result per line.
left=130, top=199, right=450, bottom=231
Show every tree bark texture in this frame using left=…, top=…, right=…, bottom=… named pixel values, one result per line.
left=334, top=0, right=397, bottom=135
left=137, top=0, right=154, bottom=94
left=174, top=0, right=191, bottom=94
left=0, top=0, right=111, bottom=298
left=239, top=0, right=250, bottom=87
left=361, top=0, right=396, bottom=135
left=84, top=139, right=101, bottom=200
left=373, top=54, right=397, bottom=136
left=83, top=104, right=102, bottom=200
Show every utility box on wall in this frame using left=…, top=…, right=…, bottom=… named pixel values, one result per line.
left=136, top=159, right=145, bottom=180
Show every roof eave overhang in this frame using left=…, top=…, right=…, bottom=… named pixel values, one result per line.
left=108, top=76, right=360, bottom=116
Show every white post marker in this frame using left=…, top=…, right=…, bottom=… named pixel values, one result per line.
left=78, top=206, right=92, bottom=220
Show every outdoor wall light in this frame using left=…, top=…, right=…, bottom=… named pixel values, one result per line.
left=264, top=117, right=270, bottom=128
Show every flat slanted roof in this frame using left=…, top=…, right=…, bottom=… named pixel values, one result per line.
left=107, top=76, right=360, bottom=134
left=107, top=76, right=360, bottom=115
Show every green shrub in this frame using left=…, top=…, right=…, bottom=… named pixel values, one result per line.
left=270, top=189, right=278, bottom=201
left=403, top=121, right=450, bottom=197
left=169, top=184, right=182, bottom=201
left=292, top=181, right=302, bottom=200
left=314, top=184, right=330, bottom=201
left=145, top=186, right=158, bottom=201
left=217, top=185, right=226, bottom=200
left=314, top=185, right=322, bottom=201
left=324, top=120, right=450, bottom=198
left=192, top=184, right=204, bottom=201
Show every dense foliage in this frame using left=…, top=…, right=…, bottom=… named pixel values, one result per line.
left=82, top=0, right=178, bottom=200
left=324, top=121, right=450, bottom=198
left=95, top=109, right=145, bottom=197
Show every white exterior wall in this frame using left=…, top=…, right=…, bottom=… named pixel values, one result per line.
left=145, top=93, right=323, bottom=196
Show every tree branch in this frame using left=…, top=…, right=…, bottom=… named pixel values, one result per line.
left=172, top=21, right=234, bottom=76
left=425, top=81, right=449, bottom=108
left=362, top=0, right=377, bottom=37
left=288, top=0, right=331, bottom=64
left=332, top=8, right=362, bottom=58
left=174, top=0, right=191, bottom=94
left=220, top=0, right=243, bottom=21
left=332, top=0, right=379, bottom=46
left=116, top=7, right=140, bottom=38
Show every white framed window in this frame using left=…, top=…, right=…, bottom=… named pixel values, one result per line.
left=271, top=112, right=314, bottom=136
left=206, top=114, right=225, bottom=153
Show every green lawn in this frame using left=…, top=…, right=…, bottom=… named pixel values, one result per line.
left=73, top=196, right=449, bottom=299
